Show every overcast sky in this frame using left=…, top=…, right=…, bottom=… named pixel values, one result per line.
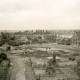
left=0, top=0, right=80, bottom=30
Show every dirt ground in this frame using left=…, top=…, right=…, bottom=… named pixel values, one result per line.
left=2, top=43, right=80, bottom=80
left=8, top=54, right=26, bottom=80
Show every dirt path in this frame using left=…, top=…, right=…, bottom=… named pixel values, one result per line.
left=25, top=57, right=36, bottom=80
left=9, top=55, right=25, bottom=80
left=8, top=54, right=36, bottom=80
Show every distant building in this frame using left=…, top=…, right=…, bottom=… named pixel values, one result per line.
left=71, top=31, right=80, bottom=45
left=56, top=33, right=72, bottom=44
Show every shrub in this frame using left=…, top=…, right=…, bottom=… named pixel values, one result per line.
left=0, top=53, right=7, bottom=60
left=0, top=41, right=4, bottom=46
left=45, top=55, right=58, bottom=75
left=77, top=60, right=80, bottom=78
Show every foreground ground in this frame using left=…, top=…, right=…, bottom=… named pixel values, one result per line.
left=2, top=43, right=80, bottom=80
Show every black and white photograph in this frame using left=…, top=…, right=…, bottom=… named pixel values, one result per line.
left=0, top=0, right=80, bottom=80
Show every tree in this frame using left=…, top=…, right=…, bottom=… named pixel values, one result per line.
left=0, top=32, right=10, bottom=46
left=1, top=32, right=10, bottom=42
left=36, top=74, right=41, bottom=80
left=77, top=60, right=80, bottom=78
left=45, top=54, right=58, bottom=75
left=0, top=32, right=18, bottom=46
left=10, top=36, right=15, bottom=40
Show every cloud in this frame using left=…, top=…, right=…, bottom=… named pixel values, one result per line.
left=0, top=0, right=80, bottom=30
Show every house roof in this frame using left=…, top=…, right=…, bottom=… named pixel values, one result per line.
left=75, top=31, right=80, bottom=40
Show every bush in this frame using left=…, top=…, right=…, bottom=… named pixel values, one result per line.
left=36, top=75, right=41, bottom=80
left=0, top=53, right=7, bottom=60
left=0, top=41, right=4, bottom=46
left=43, top=63, right=46, bottom=68
left=73, top=53, right=79, bottom=56
left=25, top=41, right=30, bottom=45
left=77, top=60, right=80, bottom=78
left=8, top=41, right=22, bottom=46
left=45, top=56, right=58, bottom=75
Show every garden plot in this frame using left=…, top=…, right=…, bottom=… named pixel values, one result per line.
left=28, top=55, right=79, bottom=80
left=30, top=57, right=47, bottom=67
left=20, top=43, right=80, bottom=80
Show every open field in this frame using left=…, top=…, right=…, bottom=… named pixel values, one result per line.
left=0, top=43, right=80, bottom=80
left=22, top=43, right=80, bottom=80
